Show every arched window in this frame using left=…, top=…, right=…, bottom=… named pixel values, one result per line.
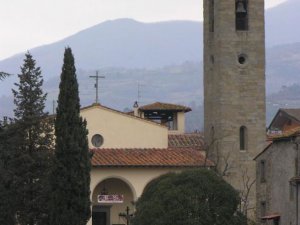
left=240, top=126, right=248, bottom=150
left=236, top=0, right=248, bottom=31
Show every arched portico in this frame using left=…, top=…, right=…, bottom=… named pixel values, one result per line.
left=91, top=177, right=136, bottom=225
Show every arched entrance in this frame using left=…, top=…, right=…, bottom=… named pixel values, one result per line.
left=92, top=177, right=135, bottom=225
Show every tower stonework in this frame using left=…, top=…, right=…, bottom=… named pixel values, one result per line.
left=203, top=0, right=266, bottom=219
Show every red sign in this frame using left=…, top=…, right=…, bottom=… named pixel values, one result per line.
left=98, top=194, right=124, bottom=203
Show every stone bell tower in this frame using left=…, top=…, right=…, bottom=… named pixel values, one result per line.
left=203, top=0, right=266, bottom=218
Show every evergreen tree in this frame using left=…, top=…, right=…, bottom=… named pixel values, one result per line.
left=12, top=52, right=53, bottom=225
left=0, top=71, right=12, bottom=81
left=0, top=121, right=18, bottom=225
left=49, top=47, right=91, bottom=225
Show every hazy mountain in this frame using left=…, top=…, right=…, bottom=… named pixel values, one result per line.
left=0, top=19, right=202, bottom=80
left=0, top=19, right=202, bottom=97
left=0, top=0, right=298, bottom=83
left=266, top=0, right=300, bottom=47
left=1, top=0, right=300, bottom=130
left=0, top=62, right=204, bottom=132
left=267, top=42, right=300, bottom=93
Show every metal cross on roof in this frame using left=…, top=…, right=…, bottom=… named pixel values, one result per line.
left=89, top=71, right=105, bottom=104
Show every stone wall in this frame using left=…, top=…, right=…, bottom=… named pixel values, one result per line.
left=256, top=139, right=299, bottom=224
left=203, top=0, right=266, bottom=220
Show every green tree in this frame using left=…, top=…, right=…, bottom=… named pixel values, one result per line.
left=0, top=71, right=12, bottom=81
left=49, top=47, right=91, bottom=225
left=132, top=169, right=247, bottom=225
left=12, top=52, right=53, bottom=225
left=0, top=121, right=18, bottom=225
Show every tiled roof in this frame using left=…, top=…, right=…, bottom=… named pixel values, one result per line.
left=281, top=108, right=300, bottom=122
left=257, top=127, right=300, bottom=159
left=139, top=102, right=191, bottom=112
left=268, top=126, right=300, bottom=140
left=91, top=148, right=213, bottom=167
left=268, top=108, right=300, bottom=131
left=168, top=133, right=205, bottom=150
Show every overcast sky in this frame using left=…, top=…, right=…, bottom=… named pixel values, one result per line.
left=0, top=0, right=287, bottom=60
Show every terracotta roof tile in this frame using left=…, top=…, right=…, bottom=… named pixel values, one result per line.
left=139, top=102, right=191, bottom=112
left=281, top=108, right=300, bottom=122
left=168, top=133, right=205, bottom=150
left=91, top=148, right=213, bottom=167
left=268, top=126, right=300, bottom=140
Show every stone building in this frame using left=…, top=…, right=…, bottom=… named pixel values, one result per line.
left=203, top=0, right=266, bottom=219
left=255, top=108, right=300, bottom=225
left=81, top=102, right=212, bottom=225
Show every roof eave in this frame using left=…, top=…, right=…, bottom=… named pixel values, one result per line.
left=92, top=164, right=214, bottom=168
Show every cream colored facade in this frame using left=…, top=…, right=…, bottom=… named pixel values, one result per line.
left=168, top=112, right=185, bottom=134
left=81, top=104, right=168, bottom=149
left=80, top=103, right=200, bottom=225
left=89, top=168, right=182, bottom=225
left=203, top=0, right=266, bottom=220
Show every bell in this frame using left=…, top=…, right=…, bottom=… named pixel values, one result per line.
left=236, top=2, right=247, bottom=13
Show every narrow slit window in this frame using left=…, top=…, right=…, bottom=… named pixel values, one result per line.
left=240, top=126, right=248, bottom=150
left=290, top=182, right=295, bottom=201
left=236, top=0, right=248, bottom=31
left=209, top=0, right=215, bottom=32
left=260, top=201, right=266, bottom=219
left=260, top=160, right=266, bottom=183
left=295, top=158, right=298, bottom=176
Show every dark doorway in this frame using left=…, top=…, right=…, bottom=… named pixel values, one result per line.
left=92, top=205, right=111, bottom=225
left=92, top=212, right=106, bottom=225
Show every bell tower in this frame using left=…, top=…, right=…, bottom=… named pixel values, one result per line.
left=203, top=0, right=265, bottom=218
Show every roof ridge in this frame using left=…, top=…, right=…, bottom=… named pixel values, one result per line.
left=139, top=102, right=191, bottom=112
left=80, top=104, right=167, bottom=128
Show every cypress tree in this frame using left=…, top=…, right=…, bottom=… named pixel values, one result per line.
left=11, top=52, right=53, bottom=225
left=50, top=47, right=91, bottom=225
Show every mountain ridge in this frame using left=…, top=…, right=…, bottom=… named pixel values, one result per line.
left=0, top=0, right=299, bottom=130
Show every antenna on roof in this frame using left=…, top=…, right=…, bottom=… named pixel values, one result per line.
left=89, top=70, right=105, bottom=104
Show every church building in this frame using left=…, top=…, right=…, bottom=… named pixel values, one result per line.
left=83, top=0, right=267, bottom=224
left=81, top=102, right=212, bottom=225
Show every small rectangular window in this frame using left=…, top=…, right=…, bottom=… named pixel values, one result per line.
left=260, top=201, right=266, bottom=219
left=260, top=160, right=266, bottom=183
left=295, top=158, right=299, bottom=176
left=273, top=218, right=280, bottom=225
left=290, top=183, right=295, bottom=201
